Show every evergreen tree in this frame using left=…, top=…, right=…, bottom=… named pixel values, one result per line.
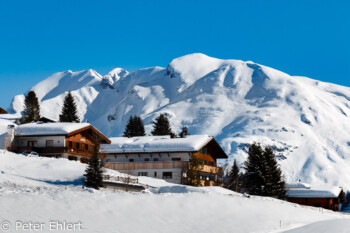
left=227, top=159, right=240, bottom=192
left=179, top=126, right=189, bottom=138
left=123, top=115, right=146, bottom=137
left=183, top=154, right=202, bottom=186
left=84, top=147, right=103, bottom=189
left=20, top=91, right=40, bottom=124
left=263, top=146, right=286, bottom=199
left=243, top=143, right=266, bottom=196
left=59, top=92, right=80, bottom=123
left=243, top=143, right=286, bottom=199
left=151, top=113, right=174, bottom=136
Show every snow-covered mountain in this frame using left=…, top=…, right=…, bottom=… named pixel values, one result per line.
left=7, top=53, right=350, bottom=190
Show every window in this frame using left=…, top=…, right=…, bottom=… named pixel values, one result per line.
left=144, top=158, right=150, bottom=162
left=76, top=143, right=80, bottom=149
left=69, top=141, right=73, bottom=147
left=154, top=172, right=157, bottom=177
left=172, top=158, right=181, bottom=161
left=68, top=156, right=77, bottom=161
left=80, top=158, right=89, bottom=164
left=138, top=172, right=148, bottom=176
left=46, top=140, right=54, bottom=147
left=154, top=158, right=159, bottom=161
left=163, top=172, right=172, bottom=179
left=27, top=141, right=37, bottom=147
left=203, top=148, right=207, bottom=154
left=129, top=159, right=134, bottom=162
left=85, top=144, right=88, bottom=150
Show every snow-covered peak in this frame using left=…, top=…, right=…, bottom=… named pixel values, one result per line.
left=9, top=69, right=102, bottom=113
left=166, top=53, right=243, bottom=90
left=101, top=68, right=129, bottom=89
left=32, top=69, right=101, bottom=101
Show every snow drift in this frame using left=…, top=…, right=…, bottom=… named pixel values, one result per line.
left=0, top=150, right=348, bottom=233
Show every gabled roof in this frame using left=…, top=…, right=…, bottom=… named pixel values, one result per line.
left=0, top=107, right=7, bottom=114
left=285, top=182, right=311, bottom=189
left=100, top=135, right=228, bottom=158
left=286, top=183, right=342, bottom=198
left=14, top=122, right=111, bottom=143
left=38, top=117, right=56, bottom=123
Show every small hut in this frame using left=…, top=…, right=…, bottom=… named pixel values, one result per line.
left=286, top=182, right=346, bottom=211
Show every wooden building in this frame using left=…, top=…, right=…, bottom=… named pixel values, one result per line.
left=7, top=122, right=111, bottom=163
left=100, top=135, right=228, bottom=186
left=286, top=182, right=346, bottom=211
left=0, top=107, right=7, bottom=114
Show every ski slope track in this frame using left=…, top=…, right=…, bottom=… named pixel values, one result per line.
left=6, top=53, right=350, bottom=190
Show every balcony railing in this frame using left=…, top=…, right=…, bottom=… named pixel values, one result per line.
left=66, top=147, right=94, bottom=157
left=104, top=161, right=224, bottom=174
left=104, top=161, right=187, bottom=170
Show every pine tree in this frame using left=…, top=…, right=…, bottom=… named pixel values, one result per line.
left=243, top=143, right=286, bottom=199
left=243, top=143, right=266, bottom=196
left=227, top=159, right=240, bottom=192
left=84, top=147, right=103, bottom=189
left=151, top=113, right=174, bottom=136
left=123, top=115, right=146, bottom=137
left=183, top=154, right=202, bottom=186
left=263, top=146, right=286, bottom=199
left=59, top=91, right=80, bottom=123
left=20, top=91, right=40, bottom=124
left=179, top=126, right=189, bottom=138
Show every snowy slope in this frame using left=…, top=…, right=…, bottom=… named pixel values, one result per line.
left=0, top=150, right=348, bottom=233
left=8, top=53, right=350, bottom=190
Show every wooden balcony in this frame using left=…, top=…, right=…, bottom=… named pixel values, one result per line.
left=104, top=161, right=224, bottom=174
left=66, top=146, right=94, bottom=157
left=104, top=161, right=187, bottom=171
left=201, top=164, right=223, bottom=174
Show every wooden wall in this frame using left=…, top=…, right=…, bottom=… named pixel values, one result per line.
left=65, top=133, right=96, bottom=158
left=287, top=197, right=341, bottom=211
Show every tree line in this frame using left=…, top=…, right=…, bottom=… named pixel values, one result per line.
left=20, top=90, right=80, bottom=124
left=226, top=143, right=286, bottom=199
left=20, top=90, right=189, bottom=138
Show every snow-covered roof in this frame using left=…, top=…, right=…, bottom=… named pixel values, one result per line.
left=14, top=122, right=91, bottom=136
left=285, top=182, right=311, bottom=189
left=286, top=183, right=342, bottom=198
left=100, top=135, right=213, bottom=154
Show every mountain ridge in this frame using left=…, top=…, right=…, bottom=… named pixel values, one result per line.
left=7, top=53, right=350, bottom=190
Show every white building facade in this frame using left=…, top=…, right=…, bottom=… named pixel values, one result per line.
left=100, top=135, right=228, bottom=185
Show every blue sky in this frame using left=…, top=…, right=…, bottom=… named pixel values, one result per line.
left=1, top=0, right=350, bottom=108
